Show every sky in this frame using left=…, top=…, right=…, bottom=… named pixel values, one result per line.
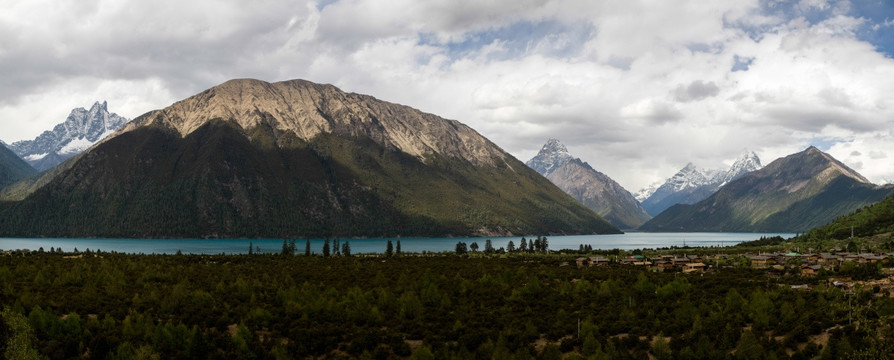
left=1, top=0, right=894, bottom=192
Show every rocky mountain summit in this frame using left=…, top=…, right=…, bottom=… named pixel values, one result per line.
left=0, top=79, right=617, bottom=238
left=10, top=101, right=129, bottom=171
left=526, top=139, right=651, bottom=229
left=127, top=79, right=507, bottom=167
left=637, top=151, right=762, bottom=216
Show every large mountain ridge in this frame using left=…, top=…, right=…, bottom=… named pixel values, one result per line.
left=125, top=79, right=506, bottom=167
left=640, top=146, right=894, bottom=232
left=10, top=101, right=129, bottom=171
left=526, top=139, right=651, bottom=229
left=0, top=79, right=618, bottom=238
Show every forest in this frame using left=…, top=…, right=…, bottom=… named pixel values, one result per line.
left=1, top=249, right=893, bottom=359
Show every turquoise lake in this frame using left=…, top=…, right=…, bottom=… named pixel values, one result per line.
left=0, top=232, right=796, bottom=254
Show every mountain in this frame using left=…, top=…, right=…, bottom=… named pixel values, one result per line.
left=526, top=139, right=651, bottom=229
left=0, top=79, right=618, bottom=238
left=0, top=142, right=36, bottom=189
left=637, top=151, right=762, bottom=216
left=9, top=101, right=129, bottom=171
left=639, top=147, right=894, bottom=232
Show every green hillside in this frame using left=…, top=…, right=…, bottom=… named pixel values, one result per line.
left=0, top=144, right=36, bottom=189
left=800, top=194, right=894, bottom=241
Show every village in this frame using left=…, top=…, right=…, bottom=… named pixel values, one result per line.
left=573, top=250, right=894, bottom=294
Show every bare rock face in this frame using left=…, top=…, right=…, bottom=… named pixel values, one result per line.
left=128, top=79, right=507, bottom=167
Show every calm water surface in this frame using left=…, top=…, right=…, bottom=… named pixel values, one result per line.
left=0, top=232, right=796, bottom=254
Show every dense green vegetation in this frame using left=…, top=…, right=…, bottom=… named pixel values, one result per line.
left=0, top=145, right=36, bottom=190
left=800, top=195, right=894, bottom=241
left=0, top=121, right=617, bottom=238
left=1, top=251, right=892, bottom=359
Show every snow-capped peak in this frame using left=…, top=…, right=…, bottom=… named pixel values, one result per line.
left=526, top=138, right=575, bottom=176
left=637, top=151, right=763, bottom=203
left=9, top=101, right=130, bottom=171
left=713, top=150, right=762, bottom=186
left=634, top=181, right=661, bottom=202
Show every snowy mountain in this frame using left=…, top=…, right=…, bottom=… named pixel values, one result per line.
left=638, top=151, right=762, bottom=216
left=641, top=147, right=893, bottom=232
left=526, top=139, right=575, bottom=175
left=9, top=101, right=129, bottom=171
left=527, top=139, right=651, bottom=229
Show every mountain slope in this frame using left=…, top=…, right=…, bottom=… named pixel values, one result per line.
left=799, top=194, right=894, bottom=241
left=0, top=79, right=618, bottom=238
left=526, top=139, right=650, bottom=229
left=638, top=152, right=762, bottom=216
left=0, top=143, right=36, bottom=189
left=639, top=147, right=894, bottom=232
left=9, top=101, right=129, bottom=171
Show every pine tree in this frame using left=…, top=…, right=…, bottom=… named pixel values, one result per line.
left=305, top=238, right=311, bottom=256
left=281, top=240, right=289, bottom=256
left=455, top=241, right=468, bottom=255
left=249, top=241, right=254, bottom=255
left=288, top=239, right=297, bottom=255
left=484, top=239, right=494, bottom=254
left=507, top=241, right=516, bottom=253
left=520, top=237, right=528, bottom=252
left=342, top=241, right=351, bottom=257
left=323, top=237, right=331, bottom=257
left=334, top=238, right=340, bottom=256
left=470, top=242, right=479, bottom=252
left=396, top=241, right=401, bottom=256
left=385, top=240, right=394, bottom=257
left=541, top=237, right=549, bottom=253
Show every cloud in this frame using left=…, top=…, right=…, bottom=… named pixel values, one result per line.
left=673, top=81, right=721, bottom=102
left=1, top=0, right=894, bottom=191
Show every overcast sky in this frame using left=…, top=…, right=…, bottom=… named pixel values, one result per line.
left=2, top=0, right=893, bottom=191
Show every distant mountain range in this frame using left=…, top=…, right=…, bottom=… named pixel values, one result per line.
left=527, top=139, right=651, bottom=229
left=9, top=101, right=129, bottom=171
left=0, top=143, right=36, bottom=189
left=0, top=79, right=618, bottom=238
left=640, top=146, right=894, bottom=232
left=635, top=152, right=762, bottom=216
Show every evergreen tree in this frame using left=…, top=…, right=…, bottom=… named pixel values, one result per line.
left=484, top=240, right=494, bottom=254
left=288, top=239, right=297, bottom=255
left=385, top=240, right=394, bottom=257
left=281, top=240, right=289, bottom=256
left=507, top=241, right=516, bottom=253
left=342, top=241, right=351, bottom=257
left=533, top=238, right=541, bottom=253
left=305, top=238, right=311, bottom=256
left=396, top=241, right=401, bottom=256
left=470, top=242, right=479, bottom=252
left=541, top=237, right=549, bottom=253
left=323, top=237, right=331, bottom=257
left=249, top=242, right=254, bottom=255
left=333, top=238, right=340, bottom=256
left=455, top=242, right=468, bottom=255
left=520, top=238, right=528, bottom=252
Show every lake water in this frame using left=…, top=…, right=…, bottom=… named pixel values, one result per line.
left=0, top=232, right=796, bottom=255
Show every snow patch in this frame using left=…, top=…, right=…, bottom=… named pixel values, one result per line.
left=25, top=153, right=49, bottom=161
left=59, top=137, right=96, bottom=155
